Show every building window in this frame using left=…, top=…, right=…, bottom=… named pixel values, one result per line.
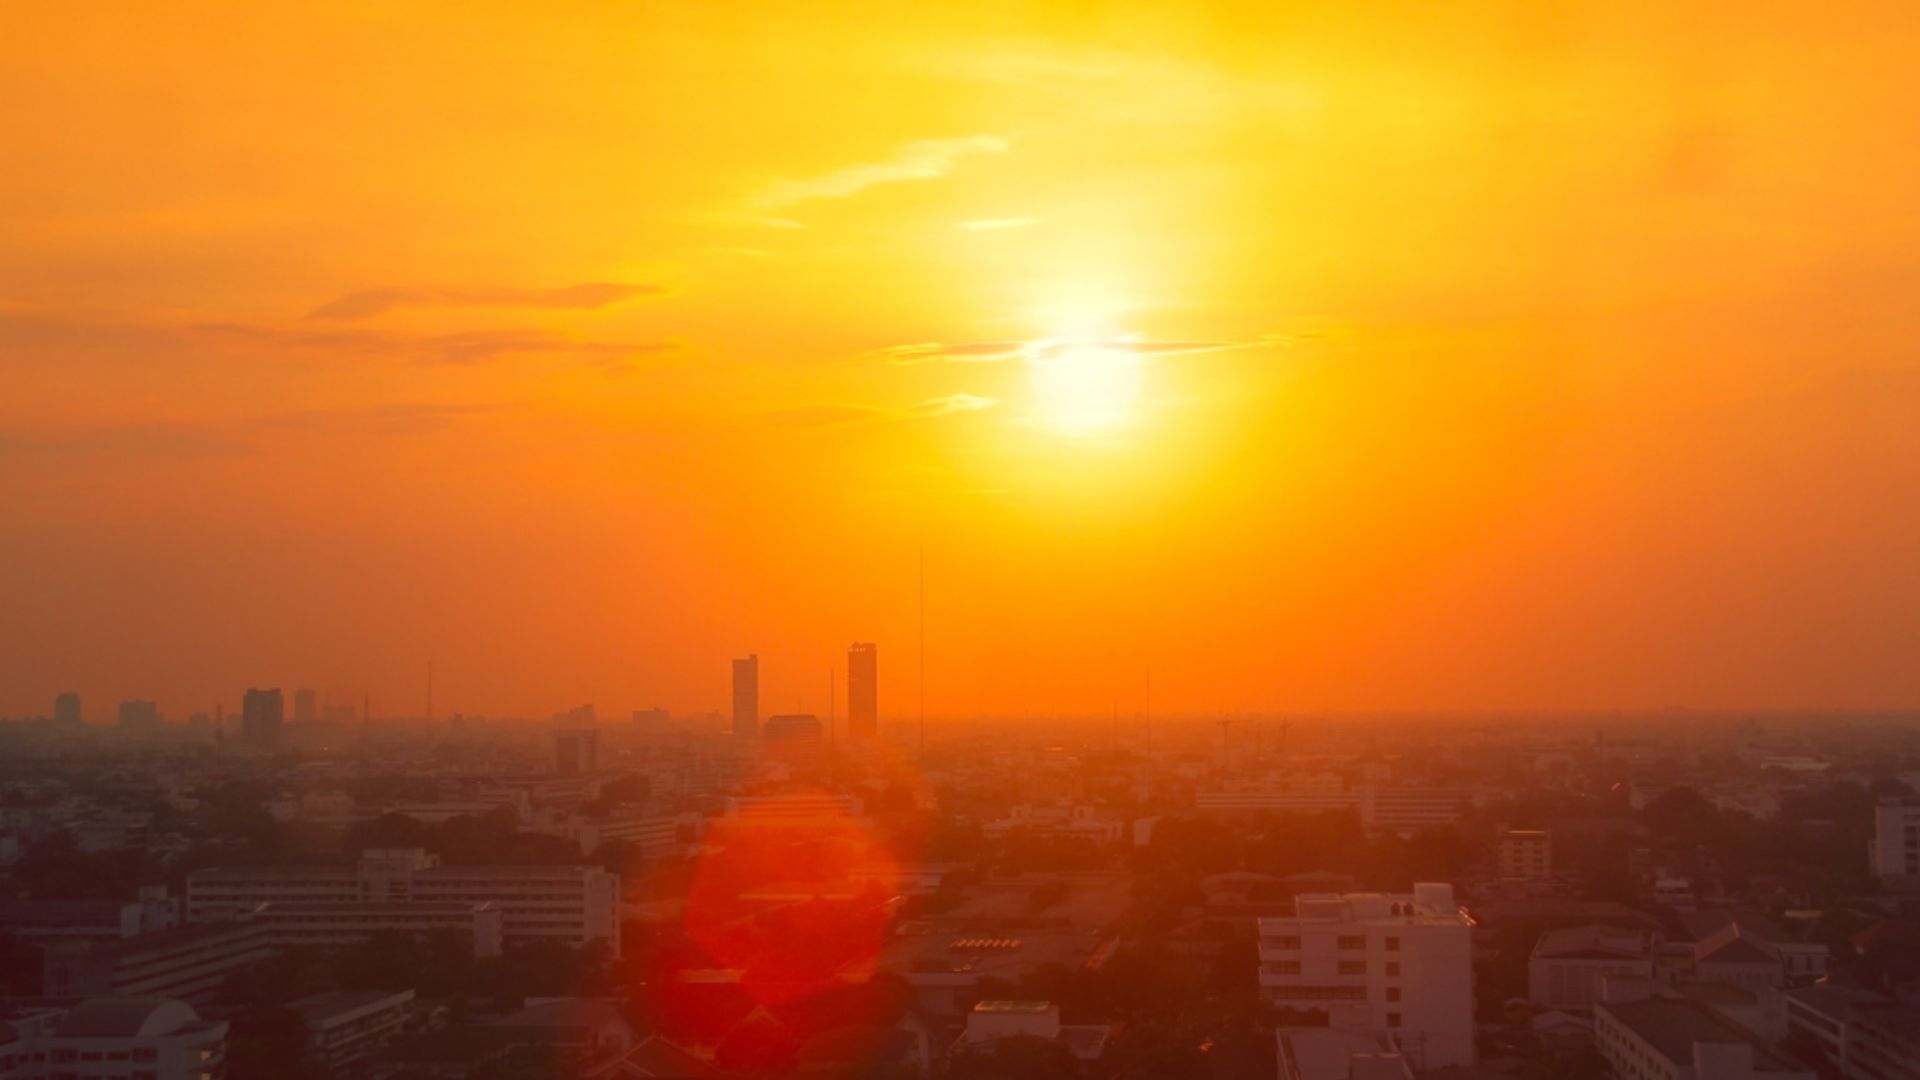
left=1385, top=936, right=1400, bottom=951
left=1339, top=960, right=1367, bottom=975
left=1267, top=935, right=1302, bottom=949
left=1386, top=962, right=1400, bottom=977
left=1387, top=987, right=1401, bottom=1002
left=1337, top=935, right=1367, bottom=950
left=1387, top=1013, right=1402, bottom=1028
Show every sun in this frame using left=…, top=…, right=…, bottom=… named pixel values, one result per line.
left=1027, top=342, right=1146, bottom=436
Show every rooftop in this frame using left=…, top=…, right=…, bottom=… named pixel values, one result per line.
left=54, top=998, right=202, bottom=1039
left=1600, top=996, right=1799, bottom=1073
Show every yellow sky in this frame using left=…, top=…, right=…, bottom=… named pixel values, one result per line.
left=3, top=1, right=1917, bottom=719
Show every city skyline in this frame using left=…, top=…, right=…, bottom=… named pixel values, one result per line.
left=6, top=3, right=1919, bottom=721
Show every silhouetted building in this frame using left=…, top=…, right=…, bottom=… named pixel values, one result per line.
left=763, top=713, right=823, bottom=746
left=553, top=727, right=600, bottom=776
left=732, top=654, right=759, bottom=738
left=54, top=691, right=81, bottom=726
left=848, top=642, right=877, bottom=739
left=118, top=700, right=162, bottom=731
left=632, top=707, right=670, bottom=735
left=241, top=688, right=284, bottom=745
left=293, top=688, right=317, bottom=725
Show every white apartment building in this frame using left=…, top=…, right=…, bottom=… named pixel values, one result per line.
left=1257, top=884, right=1475, bottom=1070
left=8, top=998, right=227, bottom=1080
left=1529, top=925, right=1655, bottom=1010
left=1498, top=830, right=1553, bottom=881
left=187, top=848, right=618, bottom=951
left=1868, top=798, right=1920, bottom=885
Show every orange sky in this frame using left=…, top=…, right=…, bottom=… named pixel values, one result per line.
left=3, top=1, right=1917, bottom=720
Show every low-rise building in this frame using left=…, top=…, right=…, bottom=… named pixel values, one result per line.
left=1257, top=884, right=1475, bottom=1069
left=35, top=998, right=227, bottom=1080
left=187, top=848, right=618, bottom=950
left=1595, top=991, right=1814, bottom=1080
left=1498, top=830, right=1553, bottom=881
left=291, top=989, right=417, bottom=1074
left=41, top=922, right=275, bottom=1005
left=1529, top=925, right=1655, bottom=1011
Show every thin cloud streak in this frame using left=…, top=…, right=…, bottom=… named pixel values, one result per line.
left=196, top=323, right=677, bottom=367
left=310, top=283, right=665, bottom=321
left=762, top=393, right=998, bottom=428
left=876, top=334, right=1318, bottom=365
left=748, top=136, right=1009, bottom=212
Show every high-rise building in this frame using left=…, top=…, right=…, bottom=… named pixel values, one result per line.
left=293, top=688, right=318, bottom=725
left=241, top=688, right=284, bottom=745
left=118, top=700, right=162, bottom=730
left=731, top=654, right=759, bottom=738
left=54, top=691, right=81, bottom=726
left=848, top=642, right=877, bottom=739
left=553, top=727, right=600, bottom=775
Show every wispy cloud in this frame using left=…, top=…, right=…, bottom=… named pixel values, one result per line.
left=748, top=136, right=1009, bottom=212
left=875, top=335, right=1316, bottom=365
left=0, top=403, right=504, bottom=462
left=310, top=282, right=665, bottom=321
left=197, top=323, right=676, bottom=367
left=957, top=217, right=1038, bottom=231
left=762, top=393, right=998, bottom=428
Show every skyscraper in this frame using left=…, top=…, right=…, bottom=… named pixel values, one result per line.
left=848, top=642, right=877, bottom=739
left=54, top=692, right=81, bottom=726
left=731, top=654, right=759, bottom=738
left=241, top=688, right=284, bottom=745
left=293, top=688, right=317, bottom=725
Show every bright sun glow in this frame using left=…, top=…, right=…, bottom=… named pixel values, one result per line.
left=1027, top=343, right=1146, bottom=436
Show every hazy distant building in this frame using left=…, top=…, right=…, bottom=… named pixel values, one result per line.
left=1869, top=797, right=1920, bottom=885
left=631, top=707, right=670, bottom=735
left=241, top=688, right=284, bottom=745
left=1498, top=829, right=1552, bottom=880
left=848, top=642, right=877, bottom=739
left=732, top=654, right=759, bottom=738
left=553, top=727, right=600, bottom=776
left=117, top=700, right=162, bottom=731
left=54, top=691, right=81, bottom=726
left=763, top=713, right=823, bottom=746
left=320, top=703, right=358, bottom=726
left=1257, top=884, right=1474, bottom=1069
left=293, top=688, right=318, bottom=725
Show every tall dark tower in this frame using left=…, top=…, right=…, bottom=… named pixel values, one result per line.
left=242, top=688, right=284, bottom=746
left=731, top=654, right=759, bottom=738
left=847, top=642, right=877, bottom=739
